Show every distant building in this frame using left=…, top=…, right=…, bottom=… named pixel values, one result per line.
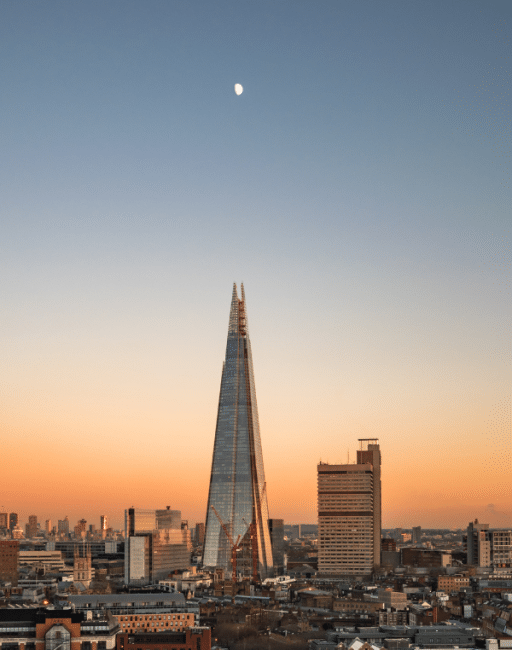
left=438, top=574, right=471, bottom=591
left=124, top=508, right=190, bottom=585
left=26, top=515, right=38, bottom=538
left=58, top=516, right=70, bottom=536
left=67, top=592, right=199, bottom=632
left=381, top=538, right=397, bottom=552
left=318, top=439, right=381, bottom=576
left=18, top=549, right=67, bottom=573
left=0, top=540, right=19, bottom=585
left=194, top=523, right=205, bottom=546
left=0, top=513, right=8, bottom=530
left=0, top=607, right=119, bottom=650
left=74, top=544, right=93, bottom=587
left=100, top=515, right=108, bottom=538
left=9, top=513, right=18, bottom=531
left=45, top=519, right=52, bottom=535
left=156, top=508, right=181, bottom=530
left=377, top=588, right=408, bottom=609
left=269, top=519, right=285, bottom=574
left=74, top=518, right=87, bottom=539
left=467, top=519, right=490, bottom=566
left=412, top=526, right=422, bottom=544
left=117, top=628, right=211, bottom=650
left=466, top=520, right=512, bottom=571
left=401, top=547, right=451, bottom=567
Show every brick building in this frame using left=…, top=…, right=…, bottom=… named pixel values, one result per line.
left=66, top=593, right=199, bottom=634
left=0, top=607, right=119, bottom=650
left=0, top=540, right=19, bottom=586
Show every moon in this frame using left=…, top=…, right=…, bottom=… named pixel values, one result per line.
left=234, top=83, right=243, bottom=96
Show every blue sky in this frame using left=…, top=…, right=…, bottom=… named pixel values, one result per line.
left=1, top=0, right=510, bottom=528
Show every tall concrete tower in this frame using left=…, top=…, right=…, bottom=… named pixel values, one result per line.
left=318, top=439, right=381, bottom=576
left=203, top=284, right=273, bottom=579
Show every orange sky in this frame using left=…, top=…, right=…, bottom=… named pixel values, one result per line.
left=1, top=2, right=510, bottom=534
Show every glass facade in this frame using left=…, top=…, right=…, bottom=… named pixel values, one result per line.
left=203, top=284, right=273, bottom=578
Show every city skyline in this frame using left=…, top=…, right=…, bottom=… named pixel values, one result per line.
left=1, top=1, right=510, bottom=531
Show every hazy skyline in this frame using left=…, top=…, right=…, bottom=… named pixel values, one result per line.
left=2, top=0, right=510, bottom=531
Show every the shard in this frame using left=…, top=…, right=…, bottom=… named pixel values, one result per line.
left=203, top=284, right=273, bottom=579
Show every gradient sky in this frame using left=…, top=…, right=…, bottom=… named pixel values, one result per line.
left=1, top=0, right=510, bottom=532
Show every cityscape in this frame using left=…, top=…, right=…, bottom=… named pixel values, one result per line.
left=1, top=283, right=511, bottom=649
left=1, top=1, right=510, bottom=650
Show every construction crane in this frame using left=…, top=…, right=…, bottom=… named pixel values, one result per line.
left=243, top=482, right=267, bottom=582
left=242, top=517, right=258, bottom=581
left=210, top=505, right=241, bottom=583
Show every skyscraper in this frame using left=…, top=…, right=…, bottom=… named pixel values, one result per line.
left=318, top=439, right=381, bottom=576
left=8, top=513, right=18, bottom=531
left=203, top=284, right=273, bottom=579
left=100, top=515, right=108, bottom=538
left=26, top=515, right=38, bottom=539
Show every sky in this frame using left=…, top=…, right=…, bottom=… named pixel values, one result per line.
left=1, top=0, right=510, bottom=532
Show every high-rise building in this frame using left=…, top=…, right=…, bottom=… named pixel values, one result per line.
left=467, top=519, right=491, bottom=567
left=466, top=520, right=512, bottom=571
left=203, top=284, right=273, bottom=579
left=26, top=515, right=38, bottom=538
left=100, top=515, right=108, bottom=539
left=412, top=526, right=422, bottom=544
left=58, top=516, right=70, bottom=537
left=156, top=508, right=181, bottom=530
left=0, top=513, right=8, bottom=530
left=194, top=523, right=205, bottom=547
left=8, top=513, right=18, bottom=531
left=124, top=508, right=190, bottom=585
left=268, top=519, right=285, bottom=575
left=318, top=439, right=381, bottom=576
left=45, top=519, right=52, bottom=535
left=74, top=519, right=87, bottom=539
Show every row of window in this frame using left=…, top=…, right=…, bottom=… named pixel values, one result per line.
left=119, top=615, right=191, bottom=621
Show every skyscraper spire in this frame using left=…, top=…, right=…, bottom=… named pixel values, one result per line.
left=203, top=284, right=273, bottom=579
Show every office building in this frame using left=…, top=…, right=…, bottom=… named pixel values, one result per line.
left=156, top=508, right=181, bottom=530
left=124, top=508, right=190, bottom=585
left=26, top=515, right=38, bottom=538
left=318, top=439, right=381, bottom=576
left=100, top=514, right=108, bottom=538
left=467, top=521, right=512, bottom=571
left=74, top=518, right=87, bottom=538
left=0, top=513, right=7, bottom=530
left=268, top=519, right=285, bottom=574
left=467, top=520, right=491, bottom=567
left=194, top=523, right=205, bottom=546
left=412, top=525, right=422, bottom=544
left=203, top=284, right=273, bottom=579
left=58, top=516, right=70, bottom=536
left=9, top=513, right=18, bottom=531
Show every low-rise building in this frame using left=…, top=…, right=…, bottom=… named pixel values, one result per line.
left=66, top=593, right=199, bottom=633
left=116, top=628, right=211, bottom=650
left=0, top=607, right=119, bottom=650
left=437, top=574, right=471, bottom=592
